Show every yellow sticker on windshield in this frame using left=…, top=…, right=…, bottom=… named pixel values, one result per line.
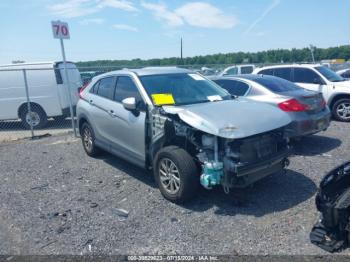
left=152, top=93, right=175, bottom=105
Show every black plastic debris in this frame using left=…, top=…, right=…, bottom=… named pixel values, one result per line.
left=90, top=202, right=98, bottom=208
left=30, top=183, right=49, bottom=191
left=310, top=160, right=350, bottom=253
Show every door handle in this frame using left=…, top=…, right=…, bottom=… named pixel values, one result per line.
left=109, top=110, right=117, bottom=117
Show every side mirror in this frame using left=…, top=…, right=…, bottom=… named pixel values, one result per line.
left=313, top=78, right=324, bottom=85
left=122, top=97, right=136, bottom=111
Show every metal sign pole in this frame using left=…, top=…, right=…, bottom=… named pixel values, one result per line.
left=310, top=44, right=315, bottom=64
left=60, top=38, right=77, bottom=137
left=22, top=69, right=34, bottom=138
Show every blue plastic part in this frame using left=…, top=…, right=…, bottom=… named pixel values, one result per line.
left=200, top=162, right=224, bottom=189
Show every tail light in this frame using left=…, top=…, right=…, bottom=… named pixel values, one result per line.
left=78, top=83, right=89, bottom=99
left=320, top=98, right=327, bottom=108
left=278, top=99, right=309, bottom=112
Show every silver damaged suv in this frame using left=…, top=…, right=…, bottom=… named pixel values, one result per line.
left=77, top=67, right=292, bottom=203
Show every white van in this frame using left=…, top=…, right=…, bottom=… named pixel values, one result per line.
left=0, top=61, right=82, bottom=129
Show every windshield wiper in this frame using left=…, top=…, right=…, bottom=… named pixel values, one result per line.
left=177, top=96, right=231, bottom=105
left=176, top=100, right=210, bottom=106
left=189, top=100, right=211, bottom=104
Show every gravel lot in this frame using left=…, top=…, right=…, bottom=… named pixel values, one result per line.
left=0, top=121, right=350, bottom=255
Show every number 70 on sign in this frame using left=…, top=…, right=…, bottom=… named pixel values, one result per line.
left=51, top=21, right=70, bottom=39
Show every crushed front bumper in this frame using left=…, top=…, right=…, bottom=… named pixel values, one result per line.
left=224, top=149, right=290, bottom=188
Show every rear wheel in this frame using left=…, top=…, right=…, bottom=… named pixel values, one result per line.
left=154, top=146, right=199, bottom=203
left=20, top=104, right=47, bottom=129
left=332, top=99, right=350, bottom=122
left=81, top=122, right=101, bottom=157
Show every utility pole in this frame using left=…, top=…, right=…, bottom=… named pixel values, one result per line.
left=310, top=44, right=315, bottom=63
left=180, top=37, right=183, bottom=64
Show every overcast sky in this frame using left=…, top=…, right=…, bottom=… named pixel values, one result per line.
left=1, top=0, right=349, bottom=64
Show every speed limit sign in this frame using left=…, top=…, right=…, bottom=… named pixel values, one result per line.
left=51, top=21, right=70, bottom=39
left=50, top=20, right=77, bottom=135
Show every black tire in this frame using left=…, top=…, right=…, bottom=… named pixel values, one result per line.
left=80, top=122, right=101, bottom=157
left=153, top=146, right=199, bottom=203
left=332, top=99, right=350, bottom=122
left=19, top=104, right=48, bottom=130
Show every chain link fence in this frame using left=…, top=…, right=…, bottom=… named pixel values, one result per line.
left=0, top=62, right=81, bottom=142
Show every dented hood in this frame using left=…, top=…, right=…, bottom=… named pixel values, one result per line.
left=162, top=99, right=291, bottom=139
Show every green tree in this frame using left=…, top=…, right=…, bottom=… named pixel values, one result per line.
left=76, top=45, right=350, bottom=69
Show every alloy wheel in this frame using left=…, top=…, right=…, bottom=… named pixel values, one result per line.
left=336, top=102, right=350, bottom=120
left=159, top=158, right=181, bottom=194
left=83, top=127, right=93, bottom=152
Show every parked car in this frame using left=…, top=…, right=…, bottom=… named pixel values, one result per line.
left=77, top=67, right=291, bottom=203
left=0, top=61, right=82, bottom=129
left=80, top=71, right=105, bottom=85
left=197, top=66, right=217, bottom=76
left=218, top=64, right=256, bottom=76
left=336, top=68, right=350, bottom=79
left=253, top=64, right=350, bottom=122
left=211, top=75, right=331, bottom=138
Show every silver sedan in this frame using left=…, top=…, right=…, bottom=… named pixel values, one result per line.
left=211, top=74, right=331, bottom=138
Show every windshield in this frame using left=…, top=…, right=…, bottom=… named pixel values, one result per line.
left=315, top=66, right=345, bottom=82
left=253, top=76, right=300, bottom=93
left=140, top=73, right=231, bottom=106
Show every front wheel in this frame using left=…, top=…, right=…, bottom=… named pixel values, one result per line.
left=332, top=99, right=350, bottom=122
left=154, top=146, right=199, bottom=203
left=20, top=104, right=48, bottom=129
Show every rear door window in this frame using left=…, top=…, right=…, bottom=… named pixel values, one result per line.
left=114, top=76, right=143, bottom=103
left=259, top=69, right=273, bottom=76
left=273, top=68, right=292, bottom=81
left=240, top=66, right=254, bottom=74
left=90, top=81, right=100, bottom=94
left=253, top=77, right=300, bottom=93
left=225, top=67, right=238, bottom=75
left=54, top=69, right=63, bottom=84
left=96, top=77, right=115, bottom=99
left=214, top=79, right=249, bottom=96
left=293, top=68, right=322, bottom=84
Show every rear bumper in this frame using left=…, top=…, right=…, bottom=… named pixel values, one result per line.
left=286, top=108, right=331, bottom=138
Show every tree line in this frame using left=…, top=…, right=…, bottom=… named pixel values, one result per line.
left=76, top=45, right=350, bottom=69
